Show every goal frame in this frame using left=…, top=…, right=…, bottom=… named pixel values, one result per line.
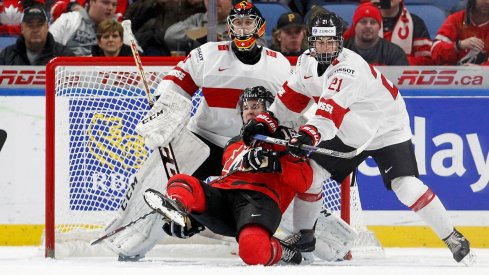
left=45, top=56, right=355, bottom=258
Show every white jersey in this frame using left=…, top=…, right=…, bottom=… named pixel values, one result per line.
left=155, top=41, right=291, bottom=147
left=270, top=48, right=412, bottom=150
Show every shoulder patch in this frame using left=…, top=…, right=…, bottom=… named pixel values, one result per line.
left=265, top=50, right=277, bottom=58
left=218, top=44, right=230, bottom=51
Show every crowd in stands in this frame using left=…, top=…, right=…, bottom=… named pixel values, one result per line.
left=0, top=0, right=487, bottom=65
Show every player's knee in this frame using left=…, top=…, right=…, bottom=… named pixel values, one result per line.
left=391, top=176, right=429, bottom=207
left=167, top=174, right=206, bottom=212
left=238, top=225, right=272, bottom=265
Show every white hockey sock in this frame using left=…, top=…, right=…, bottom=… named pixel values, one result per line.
left=392, top=176, right=454, bottom=239
left=293, top=194, right=324, bottom=232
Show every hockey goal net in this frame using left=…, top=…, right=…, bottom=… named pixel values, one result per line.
left=45, top=57, right=382, bottom=258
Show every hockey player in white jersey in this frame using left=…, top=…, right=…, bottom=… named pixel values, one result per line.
left=145, top=1, right=291, bottom=181
left=242, top=12, right=476, bottom=265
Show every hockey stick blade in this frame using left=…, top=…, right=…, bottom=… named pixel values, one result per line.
left=143, top=189, right=187, bottom=227
left=253, top=134, right=360, bottom=159
left=90, top=210, right=157, bottom=246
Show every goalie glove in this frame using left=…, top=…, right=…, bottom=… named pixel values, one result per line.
left=135, top=90, right=192, bottom=149
left=241, top=111, right=279, bottom=146
left=163, top=217, right=205, bottom=239
left=242, top=147, right=282, bottom=173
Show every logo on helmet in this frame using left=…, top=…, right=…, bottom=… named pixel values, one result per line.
left=312, top=27, right=337, bottom=36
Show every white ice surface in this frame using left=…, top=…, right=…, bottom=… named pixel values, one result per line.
left=1, top=246, right=488, bottom=275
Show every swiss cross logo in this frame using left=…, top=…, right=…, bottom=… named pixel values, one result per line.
left=218, top=44, right=230, bottom=51
left=265, top=50, right=277, bottom=58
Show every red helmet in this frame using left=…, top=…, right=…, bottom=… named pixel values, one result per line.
left=227, top=1, right=266, bottom=51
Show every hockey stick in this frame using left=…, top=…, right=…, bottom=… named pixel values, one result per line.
left=90, top=210, right=157, bottom=245
left=253, top=133, right=375, bottom=159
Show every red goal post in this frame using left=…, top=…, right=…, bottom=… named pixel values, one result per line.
left=45, top=56, right=381, bottom=258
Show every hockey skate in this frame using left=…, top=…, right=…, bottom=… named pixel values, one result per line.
left=443, top=229, right=476, bottom=266
left=143, top=188, right=188, bottom=227
left=276, top=237, right=303, bottom=265
left=282, top=229, right=316, bottom=264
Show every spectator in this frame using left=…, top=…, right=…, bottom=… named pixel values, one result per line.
left=164, top=0, right=234, bottom=54
left=50, top=0, right=128, bottom=22
left=271, top=12, right=307, bottom=56
left=0, top=5, right=74, bottom=65
left=343, top=2, right=409, bottom=65
left=91, top=19, right=132, bottom=56
left=431, top=0, right=489, bottom=65
left=49, top=0, right=118, bottom=56
left=124, top=0, right=205, bottom=56
left=372, top=0, right=433, bottom=65
left=0, top=0, right=45, bottom=36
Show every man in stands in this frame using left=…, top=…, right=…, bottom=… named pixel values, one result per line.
left=164, top=0, right=234, bottom=54
left=271, top=12, right=307, bottom=56
left=343, top=2, right=409, bottom=65
left=371, top=0, right=433, bottom=65
left=108, top=1, right=291, bottom=261
left=49, top=0, right=118, bottom=56
left=242, top=11, right=476, bottom=266
left=0, top=0, right=45, bottom=36
left=150, top=86, right=312, bottom=265
left=431, top=0, right=489, bottom=65
left=0, top=5, right=74, bottom=65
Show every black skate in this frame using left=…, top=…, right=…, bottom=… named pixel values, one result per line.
left=276, top=238, right=303, bottom=265
left=443, top=229, right=476, bottom=266
left=143, top=188, right=188, bottom=227
left=283, top=229, right=316, bottom=264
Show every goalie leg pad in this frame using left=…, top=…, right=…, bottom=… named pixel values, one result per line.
left=167, top=174, right=206, bottom=213
left=101, top=129, right=209, bottom=257
left=314, top=210, right=358, bottom=261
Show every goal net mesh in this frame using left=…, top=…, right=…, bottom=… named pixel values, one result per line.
left=46, top=59, right=382, bottom=258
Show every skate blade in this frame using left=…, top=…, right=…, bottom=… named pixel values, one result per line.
left=301, top=252, right=315, bottom=265
left=461, top=250, right=477, bottom=267
left=143, top=189, right=186, bottom=227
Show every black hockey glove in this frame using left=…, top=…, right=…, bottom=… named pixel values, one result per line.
left=241, top=111, right=279, bottom=146
left=163, top=218, right=205, bottom=239
left=242, top=147, right=282, bottom=173
left=286, top=125, right=321, bottom=158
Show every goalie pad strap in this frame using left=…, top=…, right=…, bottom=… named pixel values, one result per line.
left=297, top=192, right=322, bottom=202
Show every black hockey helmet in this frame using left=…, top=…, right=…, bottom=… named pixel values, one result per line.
left=307, top=12, right=344, bottom=64
left=227, top=1, right=266, bottom=51
left=238, top=86, right=274, bottom=113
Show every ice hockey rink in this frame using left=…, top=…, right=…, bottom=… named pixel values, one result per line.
left=2, top=245, right=488, bottom=275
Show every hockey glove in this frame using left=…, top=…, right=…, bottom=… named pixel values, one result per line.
left=242, top=147, right=282, bottom=173
left=241, top=111, right=279, bottom=146
left=286, top=125, right=321, bottom=158
left=163, top=218, right=205, bottom=239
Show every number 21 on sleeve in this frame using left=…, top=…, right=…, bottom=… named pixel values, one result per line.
left=328, top=77, right=343, bottom=92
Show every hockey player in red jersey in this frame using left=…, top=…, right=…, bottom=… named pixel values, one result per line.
left=149, top=86, right=313, bottom=265
left=242, top=12, right=476, bottom=266
left=138, top=1, right=291, bottom=181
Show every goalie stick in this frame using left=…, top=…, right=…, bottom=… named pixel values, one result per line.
left=90, top=210, right=157, bottom=246
left=253, top=133, right=375, bottom=159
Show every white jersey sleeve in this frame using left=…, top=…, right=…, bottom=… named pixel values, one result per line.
left=270, top=52, right=317, bottom=127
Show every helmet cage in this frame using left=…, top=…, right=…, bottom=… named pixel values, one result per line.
left=308, top=35, right=344, bottom=64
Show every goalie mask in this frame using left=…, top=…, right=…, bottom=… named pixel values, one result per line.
left=227, top=1, right=266, bottom=51
left=308, top=13, right=344, bottom=64
left=238, top=86, right=274, bottom=123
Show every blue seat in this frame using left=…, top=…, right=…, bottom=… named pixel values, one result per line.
left=254, top=3, right=292, bottom=44
left=321, top=3, right=358, bottom=27
left=406, top=4, right=447, bottom=39
left=0, top=36, right=17, bottom=51
left=431, top=0, right=461, bottom=12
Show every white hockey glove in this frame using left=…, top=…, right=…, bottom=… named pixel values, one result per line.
left=135, top=90, right=192, bottom=149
